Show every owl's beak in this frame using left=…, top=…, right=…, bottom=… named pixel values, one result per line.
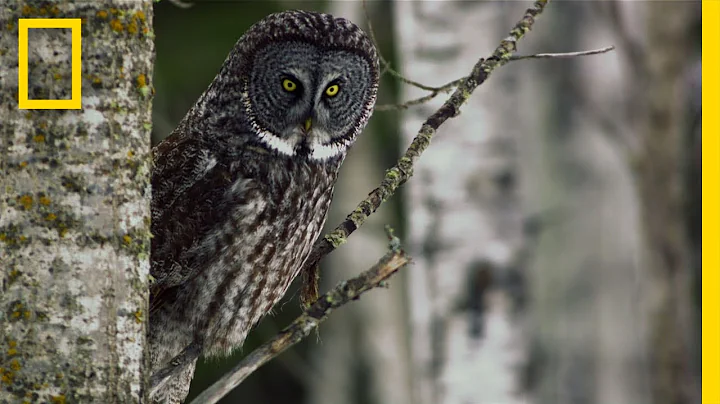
left=304, top=117, right=312, bottom=133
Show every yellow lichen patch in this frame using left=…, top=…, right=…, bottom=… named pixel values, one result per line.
left=38, top=7, right=48, bottom=15
left=18, top=236, right=26, bottom=242
left=7, top=348, right=17, bottom=357
left=50, top=6, right=60, bottom=16
left=19, top=194, right=33, bottom=209
left=11, top=311, right=20, bottom=319
left=54, top=73, right=62, bottom=80
left=6, top=22, right=15, bottom=31
left=136, top=74, right=147, bottom=88
left=45, top=213, right=57, bottom=221
left=134, top=10, right=146, bottom=22
left=39, top=196, right=51, bottom=206
left=1, top=370, right=13, bottom=384
left=19, top=161, right=28, bottom=168
left=8, top=340, right=17, bottom=348
left=21, top=5, right=34, bottom=16
left=123, top=235, right=132, bottom=245
left=8, top=269, right=20, bottom=281
left=39, top=122, right=47, bottom=129
left=50, top=395, right=66, bottom=404
left=58, top=224, right=68, bottom=238
left=127, top=150, right=135, bottom=158
left=110, top=7, right=119, bottom=14
left=24, top=112, right=32, bottom=119
left=127, top=21, right=138, bottom=34
left=9, top=360, right=20, bottom=371
left=0, top=234, right=5, bottom=242
left=134, top=309, right=143, bottom=323
left=33, top=134, right=45, bottom=143
left=96, top=10, right=108, bottom=19
left=23, top=311, right=31, bottom=320
left=110, top=19, right=123, bottom=33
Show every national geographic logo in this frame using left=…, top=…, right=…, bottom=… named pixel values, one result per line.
left=18, top=18, right=81, bottom=110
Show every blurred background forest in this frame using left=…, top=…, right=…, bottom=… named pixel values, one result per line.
left=151, top=1, right=702, bottom=403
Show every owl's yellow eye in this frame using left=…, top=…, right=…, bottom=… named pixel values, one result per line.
left=325, top=84, right=340, bottom=97
left=282, top=79, right=297, bottom=92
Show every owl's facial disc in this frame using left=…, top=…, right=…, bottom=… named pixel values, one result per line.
left=247, top=42, right=374, bottom=161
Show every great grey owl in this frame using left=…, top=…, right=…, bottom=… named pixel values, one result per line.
left=148, top=10, right=379, bottom=404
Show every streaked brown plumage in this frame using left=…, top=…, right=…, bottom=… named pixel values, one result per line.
left=148, top=10, right=378, bottom=403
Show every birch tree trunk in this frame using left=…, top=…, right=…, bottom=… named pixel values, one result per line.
left=309, top=2, right=412, bottom=404
left=397, top=3, right=527, bottom=403
left=519, top=2, right=700, bottom=403
left=1, top=2, right=154, bottom=402
left=635, top=3, right=700, bottom=402
left=518, top=5, right=651, bottom=403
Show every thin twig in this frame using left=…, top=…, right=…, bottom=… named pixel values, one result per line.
left=376, top=46, right=614, bottom=111
left=362, top=0, right=389, bottom=69
left=166, top=0, right=193, bottom=9
left=362, top=0, right=451, bottom=93
left=509, top=45, right=615, bottom=61
left=375, top=77, right=466, bottom=111
left=187, top=227, right=411, bottom=404
left=300, top=0, right=551, bottom=279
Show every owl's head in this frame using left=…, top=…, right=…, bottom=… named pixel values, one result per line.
left=206, top=10, right=380, bottom=162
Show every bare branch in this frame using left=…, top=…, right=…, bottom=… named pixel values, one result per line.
left=375, top=77, right=466, bottom=111
left=362, top=0, right=451, bottom=93
left=376, top=46, right=614, bottom=111
left=509, top=45, right=615, bottom=61
left=300, top=0, right=551, bottom=278
left=187, top=227, right=411, bottom=404
left=166, top=0, right=193, bottom=9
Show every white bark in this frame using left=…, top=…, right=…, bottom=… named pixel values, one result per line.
left=517, top=2, right=697, bottom=403
left=1, top=2, right=154, bottom=402
left=397, top=3, right=527, bottom=404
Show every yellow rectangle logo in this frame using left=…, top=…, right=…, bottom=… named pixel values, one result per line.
left=18, top=18, right=82, bottom=110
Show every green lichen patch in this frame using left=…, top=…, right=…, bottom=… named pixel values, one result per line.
left=6, top=300, right=29, bottom=323
left=0, top=224, right=29, bottom=251
left=119, top=228, right=151, bottom=257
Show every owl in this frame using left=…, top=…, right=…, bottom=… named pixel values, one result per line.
left=148, top=10, right=379, bottom=404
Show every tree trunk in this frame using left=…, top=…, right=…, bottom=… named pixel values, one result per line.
left=397, top=2, right=527, bottom=403
left=635, top=3, right=700, bottom=403
left=519, top=2, right=700, bottom=403
left=1, top=2, right=154, bottom=402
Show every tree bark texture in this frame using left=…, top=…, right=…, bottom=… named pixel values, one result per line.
left=397, top=3, right=528, bottom=404
left=518, top=2, right=699, bottom=403
left=518, top=3, right=652, bottom=403
left=635, top=3, right=700, bottom=403
left=1, top=1, right=154, bottom=402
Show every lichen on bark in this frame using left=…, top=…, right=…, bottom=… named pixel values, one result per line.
left=1, top=1, right=154, bottom=402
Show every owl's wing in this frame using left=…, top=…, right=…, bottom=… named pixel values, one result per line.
left=149, top=130, right=257, bottom=313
